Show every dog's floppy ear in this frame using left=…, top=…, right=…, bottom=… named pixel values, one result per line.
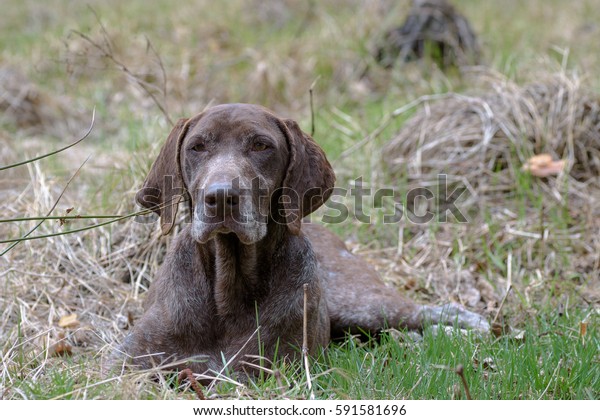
left=280, top=119, right=336, bottom=235
left=135, top=118, right=190, bottom=235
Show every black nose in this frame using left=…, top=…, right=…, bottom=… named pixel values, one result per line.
left=204, top=183, right=240, bottom=214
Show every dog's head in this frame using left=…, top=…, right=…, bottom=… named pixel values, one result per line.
left=135, top=103, right=335, bottom=243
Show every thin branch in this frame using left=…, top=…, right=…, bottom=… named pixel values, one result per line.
left=0, top=193, right=187, bottom=246
left=1, top=156, right=90, bottom=256
left=309, top=77, right=320, bottom=137
left=145, top=35, right=169, bottom=108
left=302, top=283, right=315, bottom=400
left=492, top=252, right=513, bottom=326
left=0, top=109, right=95, bottom=171
left=71, top=8, right=173, bottom=125
left=0, top=215, right=127, bottom=223
left=0, top=205, right=172, bottom=246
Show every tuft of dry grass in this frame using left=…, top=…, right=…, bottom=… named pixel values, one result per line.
left=375, top=0, right=481, bottom=68
left=371, top=66, right=600, bottom=322
left=383, top=68, right=600, bottom=195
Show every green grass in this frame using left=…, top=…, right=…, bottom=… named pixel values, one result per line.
left=318, top=319, right=598, bottom=400
left=4, top=311, right=595, bottom=400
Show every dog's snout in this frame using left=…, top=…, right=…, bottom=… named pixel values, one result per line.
left=204, top=183, right=241, bottom=212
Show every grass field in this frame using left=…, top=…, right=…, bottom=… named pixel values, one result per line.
left=1, top=0, right=598, bottom=400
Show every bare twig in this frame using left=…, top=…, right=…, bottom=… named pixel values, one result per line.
left=302, top=283, right=315, bottom=400
left=0, top=214, right=127, bottom=223
left=309, top=77, right=320, bottom=137
left=0, top=196, right=185, bottom=246
left=1, top=156, right=90, bottom=256
left=71, top=8, right=172, bottom=125
left=0, top=209, right=145, bottom=245
left=492, top=252, right=513, bottom=326
left=145, top=35, right=169, bottom=107
left=0, top=108, right=95, bottom=171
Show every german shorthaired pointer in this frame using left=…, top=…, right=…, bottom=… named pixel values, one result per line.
left=116, top=103, right=488, bottom=379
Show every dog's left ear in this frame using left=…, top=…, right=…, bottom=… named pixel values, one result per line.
left=280, top=119, right=336, bottom=235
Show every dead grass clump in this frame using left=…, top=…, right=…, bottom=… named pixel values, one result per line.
left=0, top=156, right=172, bottom=398
left=375, top=69, right=600, bottom=315
left=382, top=69, right=600, bottom=201
left=375, top=0, right=481, bottom=68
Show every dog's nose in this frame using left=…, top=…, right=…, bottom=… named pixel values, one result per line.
left=204, top=183, right=240, bottom=213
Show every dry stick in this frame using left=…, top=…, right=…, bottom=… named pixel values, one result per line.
left=302, top=283, right=315, bottom=400
left=0, top=215, right=126, bottom=223
left=454, top=365, right=472, bottom=400
left=309, top=76, right=320, bottom=137
left=144, top=34, right=169, bottom=109
left=0, top=196, right=185, bottom=246
left=0, top=210, right=147, bottom=245
left=73, top=8, right=173, bottom=126
left=1, top=156, right=91, bottom=257
left=492, top=252, right=513, bottom=326
left=0, top=108, right=95, bottom=171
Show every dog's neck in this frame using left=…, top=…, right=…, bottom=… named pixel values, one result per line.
left=203, top=223, right=289, bottom=318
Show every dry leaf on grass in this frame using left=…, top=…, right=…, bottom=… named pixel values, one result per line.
left=58, top=313, right=80, bottom=328
left=522, top=153, right=566, bottom=177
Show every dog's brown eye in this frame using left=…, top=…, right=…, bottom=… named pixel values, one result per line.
left=251, top=141, right=269, bottom=152
left=191, top=143, right=206, bottom=152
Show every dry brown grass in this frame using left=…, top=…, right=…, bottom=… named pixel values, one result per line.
left=375, top=0, right=481, bottom=68
left=0, top=155, right=168, bottom=396
left=372, top=67, right=600, bottom=322
left=383, top=67, right=600, bottom=191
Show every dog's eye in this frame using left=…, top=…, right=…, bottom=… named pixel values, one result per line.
left=251, top=141, right=269, bottom=152
left=191, top=143, right=206, bottom=152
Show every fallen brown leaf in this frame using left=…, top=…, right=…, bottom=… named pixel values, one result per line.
left=58, top=313, right=79, bottom=328
left=522, top=154, right=566, bottom=177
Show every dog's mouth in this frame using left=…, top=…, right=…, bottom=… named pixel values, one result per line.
left=191, top=213, right=268, bottom=245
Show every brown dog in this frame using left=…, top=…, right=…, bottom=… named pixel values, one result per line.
left=117, top=103, right=488, bottom=379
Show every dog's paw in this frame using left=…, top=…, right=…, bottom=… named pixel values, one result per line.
left=422, top=302, right=490, bottom=333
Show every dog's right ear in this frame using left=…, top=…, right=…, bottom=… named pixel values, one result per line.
left=135, top=118, right=190, bottom=235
